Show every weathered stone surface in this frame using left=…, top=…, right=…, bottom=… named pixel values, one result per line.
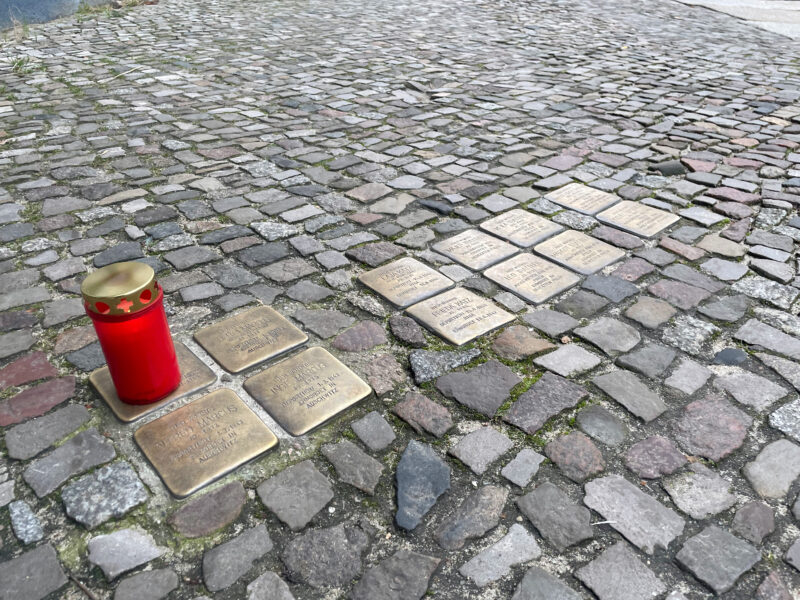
left=624, top=436, right=686, bottom=479
left=436, top=359, right=521, bottom=417
left=292, top=308, right=354, bottom=339
left=351, top=550, right=439, bottom=600
left=786, top=538, right=800, bottom=572
left=715, top=371, right=788, bottom=411
left=396, top=441, right=450, bottom=530
left=501, top=449, right=546, bottom=488
left=545, top=432, right=605, bottom=482
left=698, top=294, right=749, bottom=322
left=576, top=542, right=665, bottom=600
left=169, top=482, right=246, bottom=538
left=662, top=315, right=719, bottom=355
left=0, top=351, right=57, bottom=388
left=575, top=317, right=641, bottom=355
left=492, top=325, right=556, bottom=360
left=203, top=525, right=273, bottom=592
left=523, top=309, right=579, bottom=337
left=409, top=348, right=480, bottom=383
left=62, top=462, right=148, bottom=529
left=5, top=404, right=90, bottom=460
left=282, top=522, right=370, bottom=588
left=0, top=376, right=76, bottom=426
left=9, top=500, right=43, bottom=544
left=23, top=428, right=116, bottom=497
left=435, top=485, right=507, bottom=550
left=676, top=526, right=760, bottom=594
left=744, top=440, right=800, bottom=499
left=505, top=372, right=588, bottom=434
left=732, top=501, right=775, bottom=545
left=577, top=405, right=627, bottom=447
left=351, top=411, right=395, bottom=451
left=735, top=319, right=800, bottom=359
left=257, top=461, right=333, bottom=530
left=648, top=279, right=711, bottom=310
left=389, top=314, right=426, bottom=347
left=246, top=572, right=295, bottom=600
left=555, top=290, right=609, bottom=318
left=756, top=571, right=793, bottom=600
left=114, top=569, right=179, bottom=600
left=769, top=399, right=800, bottom=442
left=360, top=352, right=405, bottom=395
left=517, top=482, right=593, bottom=550
left=617, top=343, right=676, bottom=379
left=322, top=440, right=383, bottom=494
left=0, top=544, right=66, bottom=600
left=673, top=395, right=751, bottom=461
left=664, top=358, right=712, bottom=395
left=459, top=524, right=541, bottom=587
left=592, top=370, right=666, bottom=422
left=88, top=528, right=165, bottom=580
left=534, top=344, right=601, bottom=377
left=584, top=475, right=685, bottom=554
left=663, top=464, right=736, bottom=519
left=332, top=320, right=387, bottom=351
left=450, top=427, right=513, bottom=475
left=393, top=391, right=452, bottom=438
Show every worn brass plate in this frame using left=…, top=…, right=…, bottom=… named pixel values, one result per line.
left=534, top=230, right=625, bottom=275
left=406, top=287, right=515, bottom=346
left=480, top=209, right=564, bottom=248
left=358, top=257, right=454, bottom=308
left=244, top=347, right=372, bottom=436
left=194, top=305, right=308, bottom=373
left=596, top=200, right=680, bottom=238
left=134, top=389, right=278, bottom=498
left=545, top=183, right=619, bottom=215
left=485, top=254, right=580, bottom=304
left=432, top=229, right=518, bottom=271
left=90, top=342, right=216, bottom=423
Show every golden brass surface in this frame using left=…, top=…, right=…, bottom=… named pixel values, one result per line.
left=81, top=261, right=158, bottom=315
left=596, top=200, right=680, bottom=238
left=432, top=229, right=517, bottom=271
left=244, top=347, right=371, bottom=436
left=134, top=389, right=278, bottom=498
left=358, top=257, right=454, bottom=307
left=194, top=306, right=308, bottom=373
left=545, top=183, right=619, bottom=215
left=479, top=209, right=563, bottom=248
left=485, top=254, right=580, bottom=304
left=534, top=230, right=625, bottom=275
left=405, top=287, right=514, bottom=346
left=90, top=342, right=216, bottom=423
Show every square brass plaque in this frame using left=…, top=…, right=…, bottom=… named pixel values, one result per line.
left=194, top=305, right=308, bottom=373
left=432, top=230, right=518, bottom=271
left=244, top=347, right=372, bottom=436
left=485, top=254, right=580, bottom=304
left=134, top=388, right=278, bottom=498
left=534, top=230, right=625, bottom=275
left=596, top=200, right=680, bottom=238
left=89, top=342, right=216, bottom=423
left=358, top=257, right=454, bottom=308
left=545, top=183, right=619, bottom=215
left=480, top=209, right=564, bottom=248
left=406, top=287, right=515, bottom=346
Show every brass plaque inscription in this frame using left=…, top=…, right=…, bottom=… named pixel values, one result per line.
left=406, top=287, right=515, bottom=346
left=596, top=200, right=679, bottom=238
left=480, top=209, right=563, bottom=248
left=194, top=305, right=308, bottom=373
left=432, top=230, right=518, bottom=270
left=134, top=389, right=278, bottom=498
left=545, top=183, right=619, bottom=215
left=244, top=347, right=372, bottom=436
left=534, top=230, right=625, bottom=275
left=90, top=342, right=216, bottom=423
left=485, top=254, right=580, bottom=304
left=358, top=257, right=454, bottom=307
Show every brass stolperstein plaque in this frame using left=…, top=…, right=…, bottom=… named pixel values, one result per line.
left=545, top=183, right=619, bottom=215
left=406, top=287, right=515, bottom=346
left=90, top=342, right=216, bottom=423
left=432, top=229, right=518, bottom=271
left=479, top=208, right=564, bottom=248
left=358, top=257, right=454, bottom=308
left=134, top=388, right=278, bottom=498
left=596, top=200, right=680, bottom=238
left=534, top=229, right=625, bottom=275
left=194, top=305, right=308, bottom=373
left=485, top=254, right=580, bottom=304
left=244, top=347, right=372, bottom=436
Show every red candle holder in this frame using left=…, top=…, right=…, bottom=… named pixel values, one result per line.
left=81, top=262, right=180, bottom=405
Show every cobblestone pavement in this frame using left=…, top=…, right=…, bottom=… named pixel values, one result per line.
left=2, top=0, right=800, bottom=598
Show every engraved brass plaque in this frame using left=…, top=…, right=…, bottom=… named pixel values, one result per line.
left=480, top=209, right=563, bottom=248
left=406, top=287, right=515, bottom=346
left=534, top=230, right=625, bottom=275
left=485, top=254, right=580, bottom=304
left=244, top=347, right=372, bottom=436
left=545, top=183, right=619, bottom=215
left=134, top=389, right=278, bottom=498
left=90, top=342, right=216, bottom=423
left=194, top=305, right=308, bottom=373
left=358, top=257, right=454, bottom=308
left=596, top=200, right=679, bottom=238
left=432, top=229, right=518, bottom=271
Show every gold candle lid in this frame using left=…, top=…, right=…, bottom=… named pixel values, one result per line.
left=81, top=262, right=159, bottom=316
